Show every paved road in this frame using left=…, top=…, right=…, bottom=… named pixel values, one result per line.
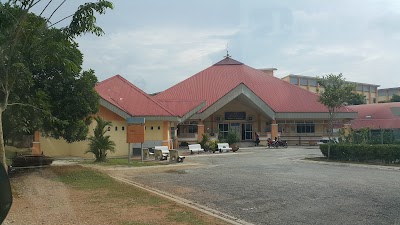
left=121, top=147, right=400, bottom=225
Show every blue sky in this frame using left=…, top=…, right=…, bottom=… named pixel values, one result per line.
left=34, top=0, right=400, bottom=93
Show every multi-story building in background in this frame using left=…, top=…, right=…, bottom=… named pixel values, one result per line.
left=377, top=87, right=400, bottom=102
left=281, top=74, right=380, bottom=104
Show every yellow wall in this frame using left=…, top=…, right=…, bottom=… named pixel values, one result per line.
left=145, top=121, right=164, bottom=140
left=39, top=106, right=168, bottom=158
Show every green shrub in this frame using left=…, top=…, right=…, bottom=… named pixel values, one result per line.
left=198, top=134, right=209, bottom=150
left=320, top=144, right=400, bottom=164
left=207, top=140, right=219, bottom=151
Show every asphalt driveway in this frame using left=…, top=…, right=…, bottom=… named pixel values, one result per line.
left=119, top=147, right=400, bottom=225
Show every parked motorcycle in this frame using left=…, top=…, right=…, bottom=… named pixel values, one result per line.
left=267, top=139, right=278, bottom=148
left=276, top=140, right=288, bottom=148
left=267, top=139, right=288, bottom=148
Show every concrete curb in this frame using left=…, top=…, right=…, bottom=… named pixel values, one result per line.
left=297, top=158, right=400, bottom=171
left=110, top=175, right=254, bottom=225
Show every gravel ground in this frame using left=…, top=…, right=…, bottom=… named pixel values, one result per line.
left=114, top=147, right=400, bottom=225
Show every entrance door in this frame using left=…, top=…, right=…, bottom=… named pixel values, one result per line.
left=241, top=123, right=253, bottom=140
left=230, top=123, right=241, bottom=140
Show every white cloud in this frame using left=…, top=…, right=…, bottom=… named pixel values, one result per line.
left=77, top=27, right=239, bottom=93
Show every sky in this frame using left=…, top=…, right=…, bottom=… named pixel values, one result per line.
left=32, top=0, right=400, bottom=93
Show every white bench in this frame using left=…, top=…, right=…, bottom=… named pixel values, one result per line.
left=169, top=150, right=185, bottom=163
left=217, top=143, right=232, bottom=153
left=154, top=146, right=169, bottom=160
left=188, top=144, right=203, bottom=154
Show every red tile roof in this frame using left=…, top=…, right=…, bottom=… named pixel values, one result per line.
left=158, top=99, right=205, bottom=117
left=96, top=75, right=175, bottom=117
left=155, top=57, right=352, bottom=113
left=347, top=102, right=400, bottom=129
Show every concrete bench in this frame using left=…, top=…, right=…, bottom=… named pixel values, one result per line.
left=154, top=146, right=169, bottom=160
left=169, top=150, right=185, bottom=163
left=188, top=144, right=203, bottom=154
left=143, top=148, right=154, bottom=160
left=217, top=143, right=232, bottom=153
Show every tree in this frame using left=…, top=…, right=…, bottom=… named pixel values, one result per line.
left=390, top=94, right=400, bottom=102
left=347, top=92, right=366, bottom=105
left=317, top=74, right=355, bottom=158
left=0, top=1, right=113, bottom=168
left=86, top=116, right=115, bottom=162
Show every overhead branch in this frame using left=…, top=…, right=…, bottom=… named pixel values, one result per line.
left=49, top=14, right=73, bottom=27
left=39, top=0, right=53, bottom=16
left=46, top=0, right=67, bottom=23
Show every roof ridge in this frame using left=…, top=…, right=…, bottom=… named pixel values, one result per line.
left=113, top=75, right=176, bottom=116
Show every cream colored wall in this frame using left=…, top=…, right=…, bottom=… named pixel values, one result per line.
left=40, top=105, right=167, bottom=158
left=145, top=121, right=164, bottom=140
left=309, top=86, right=318, bottom=93
left=39, top=136, right=71, bottom=157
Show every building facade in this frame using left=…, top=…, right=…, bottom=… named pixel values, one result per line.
left=377, top=87, right=400, bottom=103
left=282, top=74, right=380, bottom=104
left=38, top=57, right=358, bottom=157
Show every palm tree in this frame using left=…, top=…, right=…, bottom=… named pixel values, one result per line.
left=86, top=116, right=116, bottom=162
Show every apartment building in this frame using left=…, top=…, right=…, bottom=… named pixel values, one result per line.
left=282, top=74, right=380, bottom=104
left=377, top=87, right=400, bottom=102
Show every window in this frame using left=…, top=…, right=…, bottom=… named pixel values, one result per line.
left=151, top=126, right=153, bottom=130
left=122, top=126, right=125, bottom=131
left=158, top=126, right=161, bottom=130
left=290, top=77, right=298, bottom=85
left=364, top=85, right=370, bottom=92
left=115, top=127, right=118, bottom=131
left=356, top=85, right=363, bottom=91
left=218, top=123, right=229, bottom=139
left=188, top=121, right=198, bottom=133
left=389, top=90, right=397, bottom=96
left=371, top=87, right=376, bottom=93
left=297, top=122, right=315, bottom=133
left=378, top=90, right=386, bottom=96
left=300, top=78, right=308, bottom=86
left=309, top=79, right=317, bottom=87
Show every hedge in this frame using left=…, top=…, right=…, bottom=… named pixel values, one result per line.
left=320, top=144, right=400, bottom=164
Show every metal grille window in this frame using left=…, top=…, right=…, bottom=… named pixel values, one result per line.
left=296, top=122, right=315, bottom=133
left=188, top=121, right=198, bottom=133
left=290, top=77, right=298, bottom=85
left=309, top=79, right=317, bottom=87
left=218, top=123, right=229, bottom=139
left=300, top=78, right=308, bottom=86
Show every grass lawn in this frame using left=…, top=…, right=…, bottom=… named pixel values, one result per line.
left=7, top=165, right=228, bottom=224
left=81, top=158, right=162, bottom=167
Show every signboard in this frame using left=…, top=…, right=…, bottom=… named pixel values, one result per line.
left=225, top=112, right=246, bottom=120
left=127, top=124, right=145, bottom=143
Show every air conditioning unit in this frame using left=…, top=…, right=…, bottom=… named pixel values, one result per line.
left=248, top=116, right=254, bottom=121
left=216, top=116, right=221, bottom=121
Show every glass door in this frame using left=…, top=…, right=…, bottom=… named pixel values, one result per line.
left=241, top=123, right=253, bottom=140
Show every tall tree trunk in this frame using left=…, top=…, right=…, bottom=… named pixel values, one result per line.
left=0, top=109, right=7, bottom=171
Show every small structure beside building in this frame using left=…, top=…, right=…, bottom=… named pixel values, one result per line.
left=347, top=102, right=400, bottom=141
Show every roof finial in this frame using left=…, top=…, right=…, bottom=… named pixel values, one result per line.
left=225, top=43, right=231, bottom=58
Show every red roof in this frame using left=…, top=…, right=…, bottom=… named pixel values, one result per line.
left=347, top=102, right=400, bottom=129
left=158, top=100, right=205, bottom=117
left=96, top=75, right=175, bottom=117
left=155, top=57, right=351, bottom=113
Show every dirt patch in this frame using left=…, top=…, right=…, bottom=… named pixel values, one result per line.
left=4, top=166, right=229, bottom=225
